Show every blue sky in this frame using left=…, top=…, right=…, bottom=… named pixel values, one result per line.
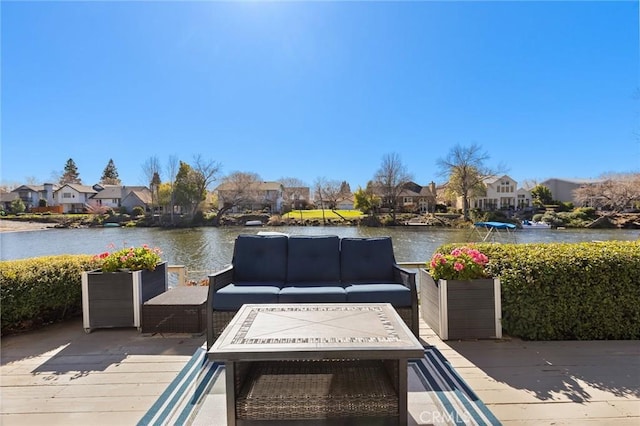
left=2, top=1, right=639, bottom=190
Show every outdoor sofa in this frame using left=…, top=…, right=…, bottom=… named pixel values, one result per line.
left=206, top=234, right=419, bottom=348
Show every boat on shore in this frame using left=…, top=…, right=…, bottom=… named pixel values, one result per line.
left=522, top=220, right=551, bottom=229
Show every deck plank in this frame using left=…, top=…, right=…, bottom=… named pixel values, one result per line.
left=1, top=316, right=638, bottom=425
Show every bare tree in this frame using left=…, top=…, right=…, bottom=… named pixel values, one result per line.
left=278, top=177, right=309, bottom=211
left=373, top=153, right=413, bottom=221
left=436, top=143, right=504, bottom=220
left=142, top=156, right=162, bottom=216
left=319, top=179, right=343, bottom=210
left=278, top=177, right=307, bottom=188
left=573, top=173, right=640, bottom=212
left=214, top=171, right=262, bottom=225
left=313, top=177, right=328, bottom=225
left=191, top=155, right=221, bottom=214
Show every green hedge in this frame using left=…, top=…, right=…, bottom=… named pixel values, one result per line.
left=0, top=255, right=102, bottom=334
left=435, top=241, right=640, bottom=340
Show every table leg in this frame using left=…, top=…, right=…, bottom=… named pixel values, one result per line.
left=225, top=361, right=236, bottom=426
left=398, top=358, right=408, bottom=425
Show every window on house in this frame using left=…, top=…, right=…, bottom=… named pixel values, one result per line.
left=63, top=193, right=72, bottom=198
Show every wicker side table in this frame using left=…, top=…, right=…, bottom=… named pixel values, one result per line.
left=141, top=286, right=208, bottom=334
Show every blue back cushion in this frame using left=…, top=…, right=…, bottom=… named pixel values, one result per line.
left=233, top=234, right=288, bottom=283
left=340, top=237, right=396, bottom=283
left=287, top=235, right=341, bottom=283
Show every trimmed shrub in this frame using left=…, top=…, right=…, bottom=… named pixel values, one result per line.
left=0, top=255, right=102, bottom=334
left=131, top=206, right=145, bottom=216
left=435, top=241, right=640, bottom=340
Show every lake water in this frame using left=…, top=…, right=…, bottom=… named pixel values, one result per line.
left=2, top=225, right=638, bottom=281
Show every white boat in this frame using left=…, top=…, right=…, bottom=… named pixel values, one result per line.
left=244, top=220, right=263, bottom=227
left=522, top=220, right=551, bottom=229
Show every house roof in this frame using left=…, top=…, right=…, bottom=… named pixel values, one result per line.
left=56, top=184, right=98, bottom=194
left=135, top=190, right=152, bottom=204
left=398, top=181, right=436, bottom=198
left=91, top=185, right=150, bottom=200
left=122, top=189, right=152, bottom=205
left=91, top=186, right=122, bottom=199
left=541, top=178, right=602, bottom=185
left=483, top=175, right=514, bottom=185
left=12, top=184, right=53, bottom=193
left=0, top=192, right=20, bottom=202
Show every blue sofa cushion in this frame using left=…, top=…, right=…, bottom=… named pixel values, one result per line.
left=232, top=234, right=288, bottom=283
left=345, top=283, right=411, bottom=307
left=213, top=283, right=281, bottom=310
left=279, top=285, right=346, bottom=303
left=340, top=237, right=396, bottom=283
left=287, top=235, right=341, bottom=283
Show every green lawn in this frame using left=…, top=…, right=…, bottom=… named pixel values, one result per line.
left=282, top=209, right=364, bottom=220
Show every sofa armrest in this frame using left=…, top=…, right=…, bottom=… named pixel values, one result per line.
left=393, top=264, right=415, bottom=288
left=209, top=264, right=234, bottom=291
left=392, top=264, right=419, bottom=337
left=207, top=264, right=233, bottom=348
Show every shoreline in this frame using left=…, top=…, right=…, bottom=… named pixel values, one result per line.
left=0, top=219, right=55, bottom=233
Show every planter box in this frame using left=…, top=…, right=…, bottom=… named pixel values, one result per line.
left=81, top=262, right=168, bottom=333
left=420, top=268, right=501, bottom=340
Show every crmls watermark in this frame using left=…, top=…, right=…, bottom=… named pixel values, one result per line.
left=419, top=410, right=472, bottom=424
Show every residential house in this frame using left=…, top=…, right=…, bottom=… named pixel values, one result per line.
left=540, top=178, right=601, bottom=206
left=11, top=184, right=57, bottom=210
left=283, top=186, right=311, bottom=210
left=335, top=194, right=355, bottom=210
left=53, top=184, right=98, bottom=213
left=516, top=187, right=533, bottom=210
left=396, top=181, right=438, bottom=214
left=465, top=175, right=518, bottom=211
left=90, top=185, right=152, bottom=213
left=0, top=191, right=20, bottom=211
left=215, top=181, right=285, bottom=213
left=121, top=188, right=153, bottom=213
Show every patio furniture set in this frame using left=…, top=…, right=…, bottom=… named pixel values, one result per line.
left=206, top=234, right=422, bottom=425
left=206, top=234, right=419, bottom=348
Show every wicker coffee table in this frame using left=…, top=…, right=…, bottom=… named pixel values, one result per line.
left=207, top=303, right=424, bottom=426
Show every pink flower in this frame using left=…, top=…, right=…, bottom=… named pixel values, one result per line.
left=428, top=245, right=489, bottom=281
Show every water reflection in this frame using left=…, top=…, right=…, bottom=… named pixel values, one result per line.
left=1, top=225, right=637, bottom=280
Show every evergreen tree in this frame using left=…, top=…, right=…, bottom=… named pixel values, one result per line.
left=530, top=184, right=554, bottom=207
left=60, top=158, right=82, bottom=184
left=173, top=161, right=205, bottom=216
left=150, top=171, right=161, bottom=215
left=100, top=159, right=121, bottom=185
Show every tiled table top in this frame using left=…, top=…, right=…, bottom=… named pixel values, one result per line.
left=208, top=303, right=424, bottom=361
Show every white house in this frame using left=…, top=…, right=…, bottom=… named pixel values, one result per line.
left=516, top=187, right=533, bottom=210
left=468, top=175, right=518, bottom=211
left=53, top=184, right=98, bottom=213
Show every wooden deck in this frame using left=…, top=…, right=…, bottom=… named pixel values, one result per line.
left=1, top=315, right=638, bottom=425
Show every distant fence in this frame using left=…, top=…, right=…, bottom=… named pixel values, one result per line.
left=29, top=206, right=63, bottom=214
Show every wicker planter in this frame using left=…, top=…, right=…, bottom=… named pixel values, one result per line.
left=81, top=262, right=168, bottom=333
left=420, top=268, right=501, bottom=340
